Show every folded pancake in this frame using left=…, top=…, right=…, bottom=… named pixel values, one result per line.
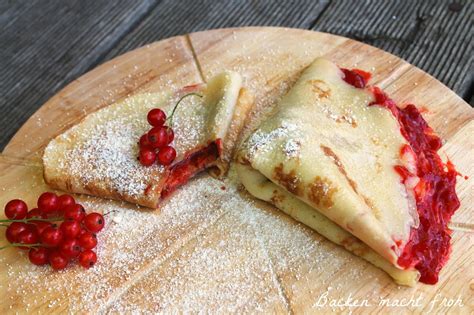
left=44, top=72, right=252, bottom=208
left=236, top=58, right=459, bottom=286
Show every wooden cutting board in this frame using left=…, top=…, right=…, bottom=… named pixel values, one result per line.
left=1, top=27, right=473, bottom=314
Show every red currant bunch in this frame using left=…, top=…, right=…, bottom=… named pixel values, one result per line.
left=138, top=93, right=202, bottom=167
left=138, top=108, right=176, bottom=167
left=1, top=192, right=105, bottom=270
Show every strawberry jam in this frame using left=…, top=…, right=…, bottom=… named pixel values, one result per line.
left=161, top=141, right=220, bottom=198
left=369, top=87, right=460, bottom=284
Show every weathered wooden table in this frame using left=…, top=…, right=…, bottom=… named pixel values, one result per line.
left=0, top=0, right=472, bottom=150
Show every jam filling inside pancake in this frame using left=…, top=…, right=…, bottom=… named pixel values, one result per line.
left=161, top=140, right=221, bottom=198
left=341, top=68, right=372, bottom=88
left=370, top=88, right=459, bottom=284
left=341, top=67, right=461, bottom=284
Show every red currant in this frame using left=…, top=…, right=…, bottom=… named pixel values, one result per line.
left=49, top=251, right=68, bottom=270
left=2, top=193, right=106, bottom=270
left=26, top=208, right=46, bottom=219
left=59, top=239, right=81, bottom=258
left=148, top=126, right=168, bottom=148
left=28, top=247, right=49, bottom=265
left=60, top=220, right=81, bottom=239
left=78, top=232, right=97, bottom=250
left=164, top=126, right=174, bottom=144
left=139, top=148, right=156, bottom=166
left=139, top=133, right=152, bottom=149
left=41, top=226, right=63, bottom=247
left=26, top=208, right=51, bottom=235
left=27, top=223, right=39, bottom=235
left=17, top=229, right=39, bottom=249
left=4, top=199, right=28, bottom=220
left=78, top=250, right=97, bottom=269
left=32, top=221, right=53, bottom=236
left=5, top=222, right=29, bottom=243
left=78, top=228, right=88, bottom=237
left=58, top=194, right=75, bottom=210
left=37, top=192, right=59, bottom=214
left=83, top=213, right=105, bottom=233
left=157, top=146, right=176, bottom=165
left=147, top=108, right=166, bottom=127
left=64, top=204, right=86, bottom=221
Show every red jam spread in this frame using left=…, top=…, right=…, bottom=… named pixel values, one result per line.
left=343, top=68, right=460, bottom=283
left=341, top=68, right=372, bottom=88
left=161, top=141, right=220, bottom=198
left=369, top=86, right=460, bottom=284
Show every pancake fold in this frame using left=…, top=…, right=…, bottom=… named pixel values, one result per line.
left=236, top=58, right=421, bottom=286
left=44, top=72, right=252, bottom=208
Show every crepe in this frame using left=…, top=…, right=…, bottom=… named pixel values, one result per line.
left=236, top=58, right=459, bottom=286
left=43, top=72, right=252, bottom=208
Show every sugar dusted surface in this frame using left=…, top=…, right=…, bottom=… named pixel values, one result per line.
left=245, top=121, right=303, bottom=162
left=3, top=168, right=376, bottom=313
left=3, top=27, right=473, bottom=314
left=44, top=92, right=209, bottom=202
left=64, top=119, right=154, bottom=197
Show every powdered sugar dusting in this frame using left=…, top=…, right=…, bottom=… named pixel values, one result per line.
left=43, top=92, right=209, bottom=204
left=239, top=118, right=305, bottom=168
left=245, top=121, right=301, bottom=161
left=107, top=201, right=288, bottom=313
left=65, top=120, right=154, bottom=197
left=284, top=139, right=301, bottom=159
left=4, top=169, right=364, bottom=313
left=5, top=175, right=230, bottom=312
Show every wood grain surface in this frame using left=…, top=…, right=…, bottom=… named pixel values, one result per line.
left=0, top=27, right=473, bottom=314
left=1, top=0, right=472, bottom=150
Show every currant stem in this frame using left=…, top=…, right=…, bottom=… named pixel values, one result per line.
left=0, top=217, right=63, bottom=224
left=167, top=93, right=203, bottom=127
left=103, top=210, right=117, bottom=216
left=0, top=243, right=42, bottom=250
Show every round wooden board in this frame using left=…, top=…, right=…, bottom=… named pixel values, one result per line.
left=1, top=27, right=473, bottom=313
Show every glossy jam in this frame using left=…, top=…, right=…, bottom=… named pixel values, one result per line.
left=341, top=68, right=372, bottom=88
left=369, top=87, right=460, bottom=284
left=161, top=141, right=220, bottom=198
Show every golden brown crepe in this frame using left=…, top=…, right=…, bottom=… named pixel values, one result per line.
left=43, top=72, right=252, bottom=208
left=236, top=58, right=421, bottom=285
